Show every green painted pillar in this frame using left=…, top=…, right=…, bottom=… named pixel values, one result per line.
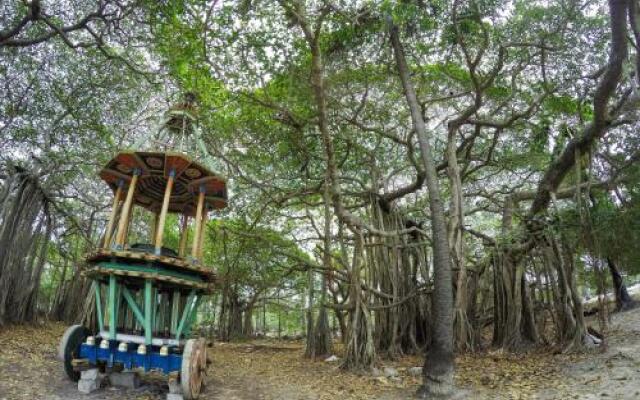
left=122, top=286, right=145, bottom=327
left=152, top=287, right=158, bottom=336
left=183, top=296, right=201, bottom=337
left=144, top=279, right=153, bottom=345
left=170, top=290, right=180, bottom=335
left=94, top=280, right=104, bottom=333
left=116, top=282, right=123, bottom=330
left=108, top=275, right=118, bottom=340
left=134, top=289, right=142, bottom=333
left=176, top=290, right=196, bottom=341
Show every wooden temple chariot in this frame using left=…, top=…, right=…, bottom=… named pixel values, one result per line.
left=58, top=97, right=226, bottom=400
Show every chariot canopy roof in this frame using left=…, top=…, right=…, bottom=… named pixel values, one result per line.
left=99, top=150, right=227, bottom=216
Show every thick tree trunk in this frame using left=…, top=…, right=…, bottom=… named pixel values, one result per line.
left=521, top=272, right=540, bottom=344
left=311, top=181, right=333, bottom=357
left=389, top=21, right=454, bottom=397
left=492, top=252, right=528, bottom=349
left=305, top=266, right=317, bottom=357
left=313, top=306, right=332, bottom=358
left=334, top=308, right=347, bottom=342
left=227, top=291, right=244, bottom=340
left=243, top=305, right=254, bottom=337
left=492, top=197, right=543, bottom=349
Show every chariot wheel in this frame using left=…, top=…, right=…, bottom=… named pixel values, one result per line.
left=58, top=324, right=89, bottom=381
left=181, top=338, right=207, bottom=399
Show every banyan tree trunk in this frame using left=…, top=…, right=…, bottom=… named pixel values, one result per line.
left=313, top=306, right=332, bottom=358
left=469, top=256, right=492, bottom=347
left=492, top=251, right=526, bottom=349
left=311, top=181, right=333, bottom=357
left=607, top=258, right=634, bottom=311
left=366, top=200, right=430, bottom=358
left=334, top=307, right=347, bottom=342
left=304, top=266, right=317, bottom=357
left=49, top=256, right=70, bottom=320
left=446, top=125, right=475, bottom=353
left=551, top=236, right=587, bottom=350
left=493, top=231, right=588, bottom=352
left=521, top=270, right=540, bottom=344
left=21, top=210, right=53, bottom=322
left=342, top=233, right=375, bottom=370
left=492, top=199, right=533, bottom=349
left=226, top=292, right=244, bottom=340
left=64, top=268, right=93, bottom=324
left=243, top=305, right=254, bottom=337
left=494, top=255, right=543, bottom=349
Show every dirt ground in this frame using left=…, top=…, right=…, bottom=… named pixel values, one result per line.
left=1, top=309, right=639, bottom=400
left=531, top=308, right=640, bottom=400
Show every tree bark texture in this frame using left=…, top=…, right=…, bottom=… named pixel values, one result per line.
left=389, top=20, right=454, bottom=397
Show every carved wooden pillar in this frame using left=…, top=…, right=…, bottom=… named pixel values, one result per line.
left=103, top=180, right=124, bottom=249
left=191, top=186, right=205, bottom=260
left=115, top=170, right=140, bottom=248
left=154, top=169, right=175, bottom=255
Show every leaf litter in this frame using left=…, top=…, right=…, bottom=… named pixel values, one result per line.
left=1, top=319, right=639, bottom=400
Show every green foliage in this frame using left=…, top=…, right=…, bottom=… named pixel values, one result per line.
left=544, top=95, right=580, bottom=115
left=205, top=219, right=308, bottom=299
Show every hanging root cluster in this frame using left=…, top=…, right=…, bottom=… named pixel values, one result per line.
left=0, top=165, right=53, bottom=325
left=366, top=202, right=430, bottom=359
left=492, top=217, right=590, bottom=352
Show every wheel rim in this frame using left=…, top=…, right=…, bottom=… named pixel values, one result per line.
left=181, top=339, right=205, bottom=399
left=200, top=340, right=207, bottom=375
left=59, top=325, right=88, bottom=382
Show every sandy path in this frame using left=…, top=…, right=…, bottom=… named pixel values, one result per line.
left=530, top=309, right=640, bottom=400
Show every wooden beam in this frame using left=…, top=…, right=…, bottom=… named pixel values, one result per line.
left=191, top=187, right=205, bottom=261
left=150, top=211, right=159, bottom=244
left=123, top=207, right=133, bottom=247
left=115, top=171, right=140, bottom=248
left=154, top=170, right=175, bottom=255
left=197, top=211, right=207, bottom=260
left=102, top=182, right=124, bottom=249
left=106, top=201, right=123, bottom=248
